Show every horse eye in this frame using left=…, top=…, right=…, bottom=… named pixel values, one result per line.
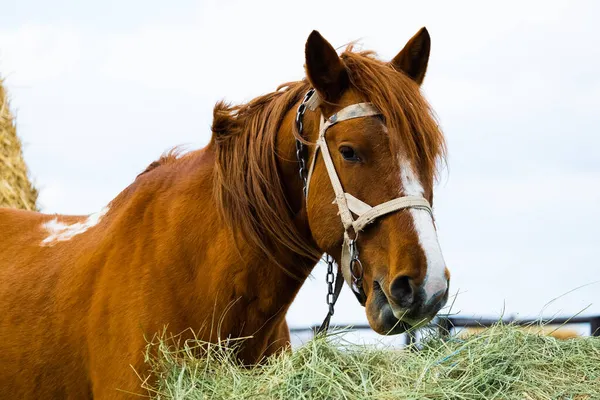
left=339, top=146, right=360, bottom=162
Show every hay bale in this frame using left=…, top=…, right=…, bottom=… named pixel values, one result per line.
left=460, top=325, right=580, bottom=340
left=0, top=78, right=38, bottom=210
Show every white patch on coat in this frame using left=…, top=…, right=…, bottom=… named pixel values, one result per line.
left=41, top=207, right=109, bottom=246
left=399, top=159, right=448, bottom=302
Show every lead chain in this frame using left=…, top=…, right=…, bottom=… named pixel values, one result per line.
left=295, top=89, right=338, bottom=329
left=325, top=254, right=335, bottom=316
left=294, top=88, right=315, bottom=198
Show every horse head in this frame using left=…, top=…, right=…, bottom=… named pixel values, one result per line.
left=299, top=28, right=450, bottom=334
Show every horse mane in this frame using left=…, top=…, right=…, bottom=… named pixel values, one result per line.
left=137, top=147, right=186, bottom=178
left=211, top=80, right=317, bottom=275
left=210, top=46, right=446, bottom=274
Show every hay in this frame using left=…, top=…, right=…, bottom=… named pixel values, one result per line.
left=0, top=78, right=38, bottom=210
left=144, top=324, right=600, bottom=399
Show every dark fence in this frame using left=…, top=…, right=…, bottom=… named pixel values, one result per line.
left=290, top=315, right=600, bottom=345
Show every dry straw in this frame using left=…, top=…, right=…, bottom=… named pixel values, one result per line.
left=0, top=79, right=38, bottom=210
left=144, top=323, right=600, bottom=399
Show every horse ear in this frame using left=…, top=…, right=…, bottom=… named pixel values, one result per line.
left=305, top=30, right=348, bottom=101
left=391, top=27, right=431, bottom=85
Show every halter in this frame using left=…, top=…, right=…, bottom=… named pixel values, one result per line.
left=295, top=89, right=434, bottom=333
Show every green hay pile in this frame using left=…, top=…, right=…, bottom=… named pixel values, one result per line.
left=0, top=79, right=38, bottom=210
left=145, top=324, right=600, bottom=399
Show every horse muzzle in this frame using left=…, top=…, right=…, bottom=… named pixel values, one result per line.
left=367, top=278, right=449, bottom=335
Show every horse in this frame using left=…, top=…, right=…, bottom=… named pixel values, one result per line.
left=0, top=28, right=450, bottom=398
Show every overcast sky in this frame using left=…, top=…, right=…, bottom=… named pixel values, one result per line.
left=2, top=1, right=599, bottom=340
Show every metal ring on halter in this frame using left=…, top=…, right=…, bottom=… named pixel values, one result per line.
left=350, top=258, right=364, bottom=290
left=348, top=238, right=367, bottom=305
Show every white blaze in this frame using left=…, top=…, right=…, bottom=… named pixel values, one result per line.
left=399, top=159, right=448, bottom=302
left=41, top=207, right=109, bottom=246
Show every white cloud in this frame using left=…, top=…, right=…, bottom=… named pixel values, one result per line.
left=0, top=24, right=82, bottom=85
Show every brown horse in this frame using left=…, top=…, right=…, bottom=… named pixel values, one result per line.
left=0, top=28, right=449, bottom=398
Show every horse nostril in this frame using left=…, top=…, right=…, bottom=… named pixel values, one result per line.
left=389, top=275, right=414, bottom=308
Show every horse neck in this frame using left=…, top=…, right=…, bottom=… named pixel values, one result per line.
left=198, top=104, right=322, bottom=334
left=151, top=117, right=318, bottom=337
left=244, top=102, right=320, bottom=292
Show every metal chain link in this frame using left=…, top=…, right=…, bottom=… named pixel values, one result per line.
left=325, top=254, right=335, bottom=316
left=294, top=88, right=315, bottom=198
